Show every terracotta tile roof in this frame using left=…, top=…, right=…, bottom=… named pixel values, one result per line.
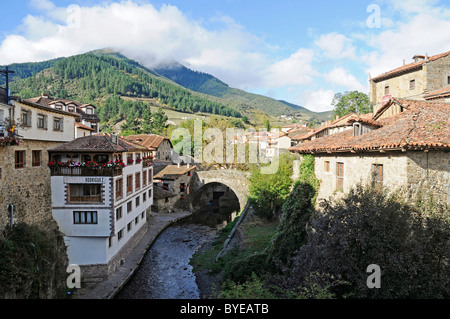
left=123, top=134, right=171, bottom=150
left=424, top=85, right=450, bottom=100
left=292, top=113, right=373, bottom=141
left=289, top=99, right=450, bottom=154
left=371, top=51, right=450, bottom=82
left=49, top=133, right=148, bottom=153
left=75, top=122, right=95, bottom=131
left=153, top=164, right=196, bottom=180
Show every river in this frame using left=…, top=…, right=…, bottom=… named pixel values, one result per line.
left=115, top=206, right=238, bottom=299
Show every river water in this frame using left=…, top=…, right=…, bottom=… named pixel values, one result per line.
left=115, top=206, right=238, bottom=299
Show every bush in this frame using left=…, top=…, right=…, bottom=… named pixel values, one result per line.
left=287, top=183, right=450, bottom=299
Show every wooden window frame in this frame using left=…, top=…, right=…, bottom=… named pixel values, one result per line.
left=116, top=206, right=123, bottom=221
left=15, top=150, right=25, bottom=169
left=32, top=150, right=41, bottom=167
left=324, top=160, right=330, bottom=173
left=68, top=184, right=102, bottom=203
left=135, top=172, right=141, bottom=190
left=126, top=174, right=133, bottom=195
left=409, top=79, right=415, bottom=90
left=37, top=114, right=47, bottom=130
left=115, top=178, right=123, bottom=200
left=336, top=162, right=344, bottom=191
left=373, top=164, right=383, bottom=189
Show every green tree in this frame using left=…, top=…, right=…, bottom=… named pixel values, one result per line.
left=332, top=91, right=372, bottom=119
left=249, top=152, right=295, bottom=219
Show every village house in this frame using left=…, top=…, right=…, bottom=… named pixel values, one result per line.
left=369, top=50, right=450, bottom=113
left=123, top=134, right=173, bottom=162
left=153, top=163, right=196, bottom=213
left=26, top=93, right=100, bottom=137
left=48, top=133, right=154, bottom=281
left=289, top=98, right=450, bottom=205
left=0, top=89, right=79, bottom=229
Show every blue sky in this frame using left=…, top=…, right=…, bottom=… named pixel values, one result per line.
left=1, top=0, right=450, bottom=112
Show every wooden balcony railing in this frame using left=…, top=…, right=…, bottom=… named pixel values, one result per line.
left=50, top=166, right=123, bottom=177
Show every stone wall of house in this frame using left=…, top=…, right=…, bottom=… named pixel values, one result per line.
left=155, top=139, right=173, bottom=161
left=406, top=151, right=450, bottom=205
left=0, top=140, right=61, bottom=230
left=314, top=151, right=449, bottom=205
left=370, top=67, right=426, bottom=109
left=426, top=54, right=450, bottom=93
left=314, top=153, right=409, bottom=203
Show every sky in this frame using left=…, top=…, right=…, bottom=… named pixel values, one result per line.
left=1, top=0, right=450, bottom=112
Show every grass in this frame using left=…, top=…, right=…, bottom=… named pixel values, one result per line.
left=190, top=212, right=279, bottom=277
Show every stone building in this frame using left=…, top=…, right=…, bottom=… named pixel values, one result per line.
left=124, top=134, right=173, bottom=162
left=289, top=98, right=450, bottom=205
left=0, top=93, right=79, bottom=229
left=48, top=133, right=154, bottom=282
left=153, top=163, right=196, bottom=213
left=369, top=50, right=450, bottom=113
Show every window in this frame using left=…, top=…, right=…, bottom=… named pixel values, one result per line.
left=373, top=164, right=383, bottom=189
left=336, top=162, right=344, bottom=191
left=148, top=188, right=152, bottom=198
left=127, top=153, right=134, bottom=165
left=149, top=168, right=153, bottom=184
left=180, top=183, right=186, bottom=193
left=15, top=151, right=25, bottom=169
left=68, top=184, right=102, bottom=203
left=143, top=192, right=147, bottom=202
left=410, top=79, right=415, bottom=90
left=384, top=86, right=390, bottom=95
left=353, top=123, right=361, bottom=137
left=116, top=206, right=123, bottom=220
left=448, top=76, right=450, bottom=85
left=37, top=114, right=47, bottom=129
left=143, top=170, right=147, bottom=186
left=53, top=117, right=63, bottom=131
left=127, top=175, right=133, bottom=194
left=135, top=216, right=139, bottom=225
left=324, top=161, right=330, bottom=173
left=21, top=110, right=31, bottom=127
left=118, top=229, right=123, bottom=241
left=135, top=196, right=140, bottom=207
left=73, top=211, right=98, bottom=224
left=127, top=201, right=132, bottom=213
left=32, top=150, right=41, bottom=167
left=162, top=183, right=169, bottom=190
left=115, top=178, right=123, bottom=199
left=127, top=222, right=132, bottom=232
left=135, top=172, right=141, bottom=190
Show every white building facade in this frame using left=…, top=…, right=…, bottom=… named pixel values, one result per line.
left=48, top=134, right=153, bottom=281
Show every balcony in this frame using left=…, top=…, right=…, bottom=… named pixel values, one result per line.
left=0, top=121, right=19, bottom=146
left=49, top=161, right=124, bottom=177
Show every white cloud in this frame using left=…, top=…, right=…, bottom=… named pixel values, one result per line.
left=314, top=32, right=356, bottom=59
left=300, top=89, right=335, bottom=113
left=265, top=49, right=318, bottom=88
left=325, top=67, right=368, bottom=93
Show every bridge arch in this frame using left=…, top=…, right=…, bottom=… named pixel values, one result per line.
left=191, top=170, right=251, bottom=210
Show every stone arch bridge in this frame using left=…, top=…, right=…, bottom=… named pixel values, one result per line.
left=191, top=169, right=251, bottom=209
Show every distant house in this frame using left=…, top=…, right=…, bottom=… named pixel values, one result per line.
left=124, top=134, right=173, bottom=162
left=48, top=133, right=153, bottom=281
left=289, top=98, right=450, bottom=205
left=152, top=186, right=177, bottom=213
left=26, top=93, right=100, bottom=137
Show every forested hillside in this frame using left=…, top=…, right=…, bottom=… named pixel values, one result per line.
left=9, top=52, right=242, bottom=122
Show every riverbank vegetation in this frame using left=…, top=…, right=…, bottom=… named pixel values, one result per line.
left=192, top=154, right=450, bottom=299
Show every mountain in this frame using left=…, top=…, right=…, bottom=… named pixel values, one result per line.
left=8, top=50, right=243, bottom=121
left=153, top=60, right=332, bottom=121
left=5, top=49, right=333, bottom=125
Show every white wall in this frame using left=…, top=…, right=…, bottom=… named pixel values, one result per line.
left=14, top=101, right=76, bottom=142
